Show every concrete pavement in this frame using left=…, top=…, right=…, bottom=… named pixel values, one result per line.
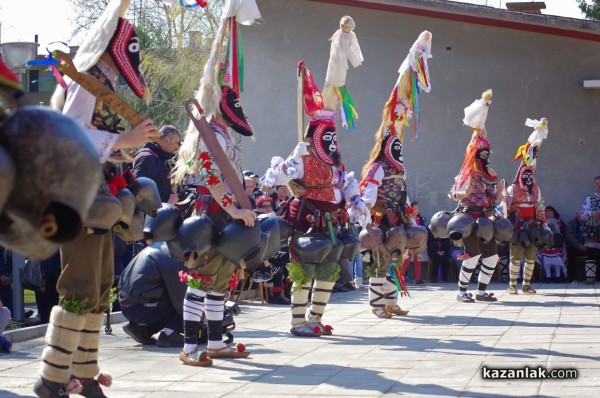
left=1, top=281, right=599, bottom=397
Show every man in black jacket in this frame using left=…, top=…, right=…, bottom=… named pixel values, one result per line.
left=133, top=125, right=181, bottom=204
left=118, top=242, right=186, bottom=347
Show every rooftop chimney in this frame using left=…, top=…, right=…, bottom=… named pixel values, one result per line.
left=506, top=2, right=546, bottom=14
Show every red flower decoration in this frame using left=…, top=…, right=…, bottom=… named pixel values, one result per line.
left=196, top=350, right=209, bottom=361
left=306, top=214, right=315, bottom=223
left=489, top=292, right=494, bottom=297
left=206, top=173, right=221, bottom=187
left=199, top=152, right=211, bottom=161
left=195, top=0, right=208, bottom=7
left=107, top=183, right=118, bottom=196
left=456, top=253, right=471, bottom=261
left=324, top=325, right=333, bottom=331
left=313, top=326, right=321, bottom=333
left=236, top=343, right=246, bottom=352
left=407, top=207, right=415, bottom=215
left=202, top=160, right=213, bottom=170
left=109, top=175, right=127, bottom=189
left=374, top=212, right=383, bottom=221
left=341, top=211, right=349, bottom=223
left=229, top=273, right=239, bottom=290
left=221, top=193, right=234, bottom=208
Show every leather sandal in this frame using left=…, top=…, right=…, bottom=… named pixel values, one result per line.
left=207, top=345, right=250, bottom=359
left=385, top=305, right=409, bottom=316
left=179, top=349, right=213, bottom=367
left=371, top=307, right=393, bottom=318
left=507, top=285, right=518, bottom=294
left=522, top=285, right=537, bottom=294
left=290, top=323, right=323, bottom=337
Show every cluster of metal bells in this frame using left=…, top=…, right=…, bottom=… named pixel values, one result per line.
left=144, top=207, right=295, bottom=271
left=0, top=99, right=165, bottom=260
left=0, top=106, right=102, bottom=260
left=511, top=224, right=554, bottom=248
left=358, top=225, right=428, bottom=257
left=293, top=224, right=361, bottom=265
left=429, top=210, right=514, bottom=243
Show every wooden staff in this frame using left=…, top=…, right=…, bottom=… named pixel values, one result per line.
left=184, top=98, right=252, bottom=210
left=53, top=50, right=159, bottom=143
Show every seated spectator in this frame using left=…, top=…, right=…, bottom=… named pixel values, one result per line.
left=565, top=216, right=588, bottom=282
left=274, top=185, right=291, bottom=210
left=244, top=175, right=258, bottom=209
left=538, top=206, right=568, bottom=282
left=118, top=242, right=186, bottom=347
left=429, top=237, right=451, bottom=282
left=255, top=195, right=274, bottom=214
left=449, top=241, right=465, bottom=271
left=0, top=299, right=11, bottom=353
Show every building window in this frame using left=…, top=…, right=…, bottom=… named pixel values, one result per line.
left=29, top=70, right=39, bottom=93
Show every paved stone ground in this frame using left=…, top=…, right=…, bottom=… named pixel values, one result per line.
left=1, top=282, right=599, bottom=398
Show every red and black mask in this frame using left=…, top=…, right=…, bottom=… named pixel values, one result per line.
left=108, top=18, right=146, bottom=98
left=475, top=147, right=498, bottom=184
left=383, top=136, right=405, bottom=172
left=518, top=166, right=535, bottom=193
left=308, top=120, right=339, bottom=166
left=219, top=86, right=254, bottom=136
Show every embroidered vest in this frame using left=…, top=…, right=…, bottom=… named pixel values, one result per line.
left=459, top=173, right=496, bottom=209
left=508, top=184, right=539, bottom=217
left=88, top=66, right=121, bottom=134
left=377, top=160, right=407, bottom=210
left=301, top=151, right=335, bottom=202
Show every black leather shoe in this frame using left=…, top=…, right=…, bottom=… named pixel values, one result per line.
left=343, top=282, right=357, bottom=291
left=123, top=322, right=156, bottom=345
left=33, top=378, right=69, bottom=397
left=156, top=331, right=184, bottom=348
left=80, top=378, right=107, bottom=398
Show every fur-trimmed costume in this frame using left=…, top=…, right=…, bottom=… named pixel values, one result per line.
left=36, top=1, right=156, bottom=396
left=506, top=118, right=549, bottom=294
left=358, top=31, right=432, bottom=318
left=448, top=90, right=504, bottom=304
left=171, top=0, right=261, bottom=365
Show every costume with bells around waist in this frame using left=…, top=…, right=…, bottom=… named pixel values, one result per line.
left=262, top=63, right=367, bottom=338
left=446, top=90, right=505, bottom=304
left=358, top=31, right=432, bottom=319
left=36, top=1, right=160, bottom=397
left=506, top=118, right=550, bottom=295
left=170, top=0, right=261, bottom=366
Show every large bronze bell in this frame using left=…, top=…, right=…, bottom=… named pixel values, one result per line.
left=0, top=106, right=102, bottom=243
left=215, top=220, right=261, bottom=263
left=493, top=218, right=513, bottom=242
left=406, top=225, right=428, bottom=253
left=166, top=216, right=214, bottom=262
left=258, top=214, right=281, bottom=261
left=116, top=210, right=145, bottom=244
left=538, top=225, right=554, bottom=248
left=114, top=188, right=136, bottom=231
left=358, top=227, right=383, bottom=250
left=84, top=186, right=123, bottom=234
left=339, top=232, right=361, bottom=260
left=294, top=234, right=333, bottom=264
left=143, top=203, right=183, bottom=244
left=128, top=177, right=162, bottom=217
left=429, top=210, right=452, bottom=239
left=324, top=239, right=345, bottom=262
left=447, top=212, right=475, bottom=241
left=385, top=226, right=407, bottom=255
left=475, top=217, right=495, bottom=243
left=0, top=213, right=59, bottom=260
left=177, top=216, right=215, bottom=261
left=0, top=146, right=15, bottom=214
left=518, top=228, right=531, bottom=247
